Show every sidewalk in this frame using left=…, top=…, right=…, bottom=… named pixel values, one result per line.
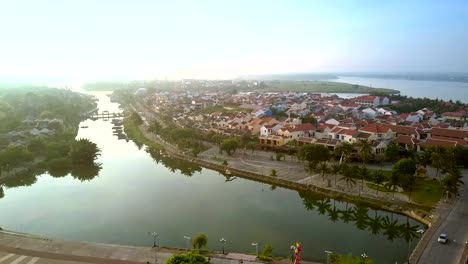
left=0, top=230, right=265, bottom=264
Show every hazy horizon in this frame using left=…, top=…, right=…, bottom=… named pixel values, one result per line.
left=1, top=0, right=468, bottom=85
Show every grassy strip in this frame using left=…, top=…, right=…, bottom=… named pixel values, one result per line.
left=123, top=117, right=164, bottom=150
left=405, top=178, right=443, bottom=207
left=366, top=183, right=393, bottom=193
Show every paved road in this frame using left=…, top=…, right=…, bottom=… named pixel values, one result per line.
left=417, top=170, right=468, bottom=264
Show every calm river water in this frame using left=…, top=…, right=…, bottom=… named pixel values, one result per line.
left=0, top=92, right=422, bottom=263
left=330, top=76, right=468, bottom=103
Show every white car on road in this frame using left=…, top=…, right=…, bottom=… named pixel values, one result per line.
left=437, top=234, right=448, bottom=244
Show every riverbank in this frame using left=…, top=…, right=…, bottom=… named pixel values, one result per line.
left=127, top=111, right=433, bottom=228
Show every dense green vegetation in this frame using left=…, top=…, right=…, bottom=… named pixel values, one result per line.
left=0, top=86, right=96, bottom=133
left=263, top=81, right=399, bottom=94
left=0, top=86, right=98, bottom=180
left=298, top=142, right=463, bottom=207
left=192, top=234, right=208, bottom=250
left=124, top=112, right=163, bottom=151
left=330, top=253, right=374, bottom=264
left=369, top=92, right=467, bottom=114
left=165, top=252, right=211, bottom=264
left=82, top=79, right=399, bottom=94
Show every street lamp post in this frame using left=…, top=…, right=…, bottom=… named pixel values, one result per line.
left=220, top=238, right=227, bottom=254
left=324, top=251, right=333, bottom=264
left=290, top=245, right=297, bottom=263
left=184, top=236, right=191, bottom=250
left=148, top=232, right=158, bottom=248
left=252, top=243, right=259, bottom=257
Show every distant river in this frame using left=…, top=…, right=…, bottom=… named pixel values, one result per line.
left=0, top=92, right=422, bottom=264
left=329, top=76, right=468, bottom=103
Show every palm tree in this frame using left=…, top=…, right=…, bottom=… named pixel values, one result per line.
left=340, top=165, right=356, bottom=189
left=442, top=168, right=464, bottom=198
left=443, top=147, right=456, bottom=172
left=334, top=142, right=354, bottom=164
left=385, top=172, right=400, bottom=199
left=359, top=166, right=371, bottom=194
left=372, top=170, right=386, bottom=196
left=358, top=140, right=372, bottom=167
left=430, top=147, right=444, bottom=180
left=317, top=162, right=330, bottom=182
left=330, top=163, right=341, bottom=187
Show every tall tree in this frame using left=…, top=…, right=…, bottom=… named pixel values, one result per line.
left=372, top=170, right=386, bottom=196
left=220, top=138, right=240, bottom=156
left=385, top=143, right=400, bottom=161
left=298, top=144, right=331, bottom=165
left=330, top=163, right=341, bottom=187
left=442, top=168, right=464, bottom=198
left=385, top=172, right=400, bottom=199
left=430, top=147, right=444, bottom=180
left=69, top=138, right=101, bottom=165
left=392, top=158, right=417, bottom=201
left=317, top=162, right=330, bottom=182
left=334, top=142, right=354, bottom=164
left=359, top=166, right=371, bottom=194
left=340, top=164, right=356, bottom=189
left=359, top=140, right=372, bottom=166
left=192, top=234, right=208, bottom=250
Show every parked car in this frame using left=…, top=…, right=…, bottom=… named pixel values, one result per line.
left=437, top=234, right=448, bottom=244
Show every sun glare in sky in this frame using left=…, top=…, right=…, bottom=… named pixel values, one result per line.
left=1, top=0, right=467, bottom=84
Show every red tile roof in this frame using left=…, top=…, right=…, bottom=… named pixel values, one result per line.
left=392, top=135, right=421, bottom=146
left=344, top=129, right=358, bottom=136
left=383, top=124, right=419, bottom=136
left=282, top=123, right=315, bottom=132
left=419, top=138, right=459, bottom=148
left=429, top=128, right=468, bottom=139
left=354, top=95, right=377, bottom=101
left=359, top=123, right=392, bottom=134
left=431, top=136, right=468, bottom=146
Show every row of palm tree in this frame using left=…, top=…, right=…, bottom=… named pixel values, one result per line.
left=299, top=192, right=421, bottom=243
left=302, top=141, right=465, bottom=201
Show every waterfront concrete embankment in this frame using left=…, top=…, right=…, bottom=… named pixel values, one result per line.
left=0, top=230, right=274, bottom=264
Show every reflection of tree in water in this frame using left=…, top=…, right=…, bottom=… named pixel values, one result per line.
left=299, top=191, right=422, bottom=243
left=368, top=210, right=383, bottom=236
left=328, top=200, right=340, bottom=223
left=0, top=166, right=47, bottom=199
left=353, top=205, right=370, bottom=231
left=1, top=169, right=40, bottom=188
left=146, top=147, right=202, bottom=177
left=223, top=174, right=237, bottom=182
left=48, top=166, right=70, bottom=178
left=70, top=163, right=102, bottom=182
left=382, top=214, right=401, bottom=241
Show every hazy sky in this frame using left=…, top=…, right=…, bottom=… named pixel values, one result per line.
left=1, top=0, right=467, bottom=83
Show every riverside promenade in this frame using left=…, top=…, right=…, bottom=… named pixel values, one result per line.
left=0, top=230, right=284, bottom=264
